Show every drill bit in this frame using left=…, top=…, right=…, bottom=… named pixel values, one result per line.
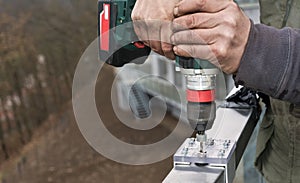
left=196, top=131, right=207, bottom=156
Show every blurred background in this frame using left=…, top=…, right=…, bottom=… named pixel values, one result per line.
left=0, top=0, right=180, bottom=182
left=0, top=0, right=260, bottom=183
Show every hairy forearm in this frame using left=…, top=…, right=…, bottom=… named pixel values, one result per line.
left=235, top=21, right=300, bottom=104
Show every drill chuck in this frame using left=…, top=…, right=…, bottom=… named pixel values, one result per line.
left=187, top=101, right=216, bottom=132
left=185, top=74, right=216, bottom=133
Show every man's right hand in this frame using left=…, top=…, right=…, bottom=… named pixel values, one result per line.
left=131, top=0, right=180, bottom=60
left=172, top=0, right=251, bottom=74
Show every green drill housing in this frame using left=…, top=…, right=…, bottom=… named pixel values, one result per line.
left=98, top=0, right=151, bottom=67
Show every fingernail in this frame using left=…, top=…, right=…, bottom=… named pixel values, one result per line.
left=174, top=7, right=179, bottom=16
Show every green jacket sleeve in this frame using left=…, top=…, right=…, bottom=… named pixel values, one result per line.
left=234, top=21, right=300, bottom=104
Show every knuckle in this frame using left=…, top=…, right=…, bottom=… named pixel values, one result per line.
left=189, top=45, right=197, bottom=57
left=214, top=29, right=228, bottom=42
left=224, top=4, right=239, bottom=28
left=185, top=14, right=200, bottom=29
left=153, top=48, right=163, bottom=55
left=189, top=14, right=197, bottom=28
left=211, top=46, right=218, bottom=57
left=131, top=12, right=140, bottom=20
left=174, top=32, right=185, bottom=44
left=183, top=15, right=194, bottom=29
left=131, top=13, right=136, bottom=20
left=161, top=16, right=170, bottom=21
left=131, top=8, right=136, bottom=19
left=152, top=45, right=164, bottom=55
left=223, top=14, right=237, bottom=29
left=161, top=43, right=172, bottom=52
left=228, top=2, right=239, bottom=11
left=222, top=28, right=235, bottom=40
left=131, top=8, right=140, bottom=20
left=196, top=0, right=206, bottom=9
left=212, top=44, right=227, bottom=60
left=190, top=14, right=198, bottom=28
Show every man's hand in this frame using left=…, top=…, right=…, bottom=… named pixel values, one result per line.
left=132, top=0, right=180, bottom=60
left=172, top=0, right=251, bottom=74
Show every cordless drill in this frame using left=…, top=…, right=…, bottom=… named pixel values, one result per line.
left=175, top=57, right=217, bottom=154
left=98, top=0, right=218, bottom=154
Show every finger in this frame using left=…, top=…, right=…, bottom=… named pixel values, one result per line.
left=174, top=0, right=231, bottom=17
left=160, top=22, right=175, bottom=59
left=161, top=43, right=175, bottom=59
left=148, top=41, right=163, bottom=55
left=173, top=13, right=219, bottom=30
left=135, top=20, right=163, bottom=55
left=172, top=29, right=216, bottom=45
left=133, top=20, right=149, bottom=42
left=173, top=44, right=218, bottom=65
left=143, top=41, right=150, bottom=47
left=131, top=4, right=139, bottom=21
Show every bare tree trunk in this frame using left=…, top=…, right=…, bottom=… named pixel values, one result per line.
left=62, top=47, right=72, bottom=96
left=0, top=101, right=9, bottom=159
left=45, top=59, right=61, bottom=113
left=13, top=71, right=32, bottom=140
left=32, top=74, right=48, bottom=126
left=1, top=141, right=9, bottom=160
left=0, top=98, right=12, bottom=134
left=10, top=94, right=26, bottom=145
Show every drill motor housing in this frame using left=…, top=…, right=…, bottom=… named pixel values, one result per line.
left=98, top=0, right=151, bottom=67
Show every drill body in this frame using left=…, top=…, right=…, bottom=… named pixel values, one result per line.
left=98, top=0, right=217, bottom=153
left=176, top=57, right=218, bottom=153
